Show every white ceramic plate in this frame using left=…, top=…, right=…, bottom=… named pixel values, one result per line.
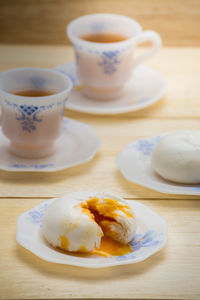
left=0, top=118, right=101, bottom=172
left=117, top=135, right=200, bottom=195
left=54, top=62, right=165, bottom=115
left=16, top=198, right=167, bottom=268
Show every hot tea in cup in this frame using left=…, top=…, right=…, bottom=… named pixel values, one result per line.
left=67, top=14, right=162, bottom=100
left=0, top=68, right=72, bottom=158
left=81, top=33, right=128, bottom=43
left=13, top=90, right=56, bottom=97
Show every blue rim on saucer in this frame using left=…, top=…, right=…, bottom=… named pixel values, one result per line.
left=117, top=134, right=200, bottom=195
left=0, top=118, right=101, bottom=172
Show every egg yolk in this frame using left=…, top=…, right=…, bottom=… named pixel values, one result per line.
left=93, top=236, right=132, bottom=257
left=60, top=235, right=69, bottom=251
left=80, top=197, right=133, bottom=257
left=82, top=197, right=133, bottom=219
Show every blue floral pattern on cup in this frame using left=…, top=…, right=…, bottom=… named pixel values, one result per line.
left=99, top=51, right=120, bottom=74
left=8, top=119, right=68, bottom=171
left=16, top=104, right=42, bottom=133
left=4, top=99, right=65, bottom=133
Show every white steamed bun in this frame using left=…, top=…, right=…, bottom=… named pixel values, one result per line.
left=152, top=130, right=200, bottom=184
left=42, top=191, right=136, bottom=253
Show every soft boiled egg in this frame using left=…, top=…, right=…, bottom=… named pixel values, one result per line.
left=42, top=192, right=136, bottom=257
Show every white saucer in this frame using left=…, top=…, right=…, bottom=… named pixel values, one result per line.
left=116, top=135, right=200, bottom=195
left=16, top=198, right=167, bottom=268
left=0, top=118, right=101, bottom=172
left=54, top=62, right=165, bottom=115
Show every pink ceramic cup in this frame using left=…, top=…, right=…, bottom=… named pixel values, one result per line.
left=67, top=14, right=162, bottom=100
left=0, top=68, right=72, bottom=158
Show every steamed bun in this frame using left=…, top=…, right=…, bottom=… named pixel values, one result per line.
left=42, top=192, right=136, bottom=256
left=151, top=130, right=200, bottom=184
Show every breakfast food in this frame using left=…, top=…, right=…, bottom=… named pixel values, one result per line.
left=42, top=192, right=136, bottom=257
left=151, top=130, right=200, bottom=184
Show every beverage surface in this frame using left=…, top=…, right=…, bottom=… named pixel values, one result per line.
left=80, top=33, right=127, bottom=43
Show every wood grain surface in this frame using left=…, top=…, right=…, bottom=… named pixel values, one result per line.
left=0, top=45, right=200, bottom=199
left=0, top=0, right=200, bottom=46
left=0, top=198, right=200, bottom=299
left=0, top=44, right=200, bottom=299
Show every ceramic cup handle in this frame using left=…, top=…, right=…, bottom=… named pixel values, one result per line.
left=133, top=30, right=162, bottom=69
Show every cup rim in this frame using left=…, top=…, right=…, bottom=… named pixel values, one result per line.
left=67, top=13, right=142, bottom=49
left=0, top=67, right=73, bottom=103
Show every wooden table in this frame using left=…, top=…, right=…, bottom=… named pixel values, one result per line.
left=0, top=45, right=200, bottom=300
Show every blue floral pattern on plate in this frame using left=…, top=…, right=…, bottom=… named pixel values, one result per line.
left=27, top=203, right=162, bottom=260
left=17, top=199, right=167, bottom=267
left=117, top=230, right=160, bottom=261
left=0, top=117, right=100, bottom=173
left=133, top=135, right=162, bottom=155
left=12, top=163, right=54, bottom=169
left=28, top=203, right=49, bottom=227
left=117, top=134, right=200, bottom=195
left=131, top=230, right=160, bottom=250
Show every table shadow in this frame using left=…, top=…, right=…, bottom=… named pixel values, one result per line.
left=0, top=151, right=102, bottom=186
left=114, top=168, right=200, bottom=200
left=66, top=94, right=166, bottom=120
left=15, top=242, right=167, bottom=282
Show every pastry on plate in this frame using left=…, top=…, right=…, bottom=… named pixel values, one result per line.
left=151, top=130, right=200, bottom=184
left=42, top=192, right=136, bottom=257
